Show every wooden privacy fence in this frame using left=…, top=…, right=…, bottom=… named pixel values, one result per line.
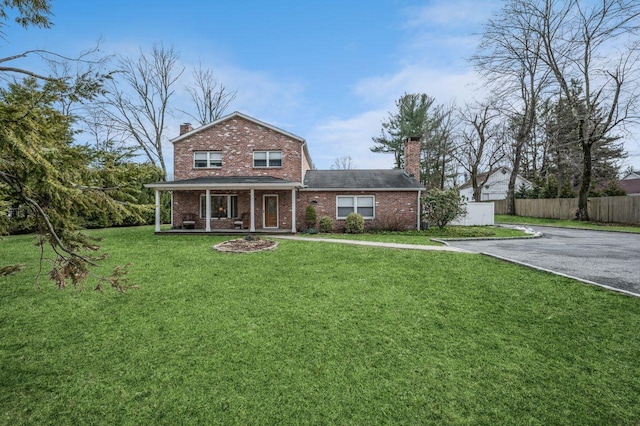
left=493, top=196, right=640, bottom=224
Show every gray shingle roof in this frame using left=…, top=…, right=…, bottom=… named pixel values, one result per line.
left=145, top=175, right=300, bottom=190
left=303, top=170, right=425, bottom=190
left=166, top=176, right=293, bottom=185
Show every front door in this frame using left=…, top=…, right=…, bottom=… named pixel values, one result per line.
left=264, top=195, right=278, bottom=228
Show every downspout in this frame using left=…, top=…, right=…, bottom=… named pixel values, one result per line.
left=417, top=190, right=422, bottom=231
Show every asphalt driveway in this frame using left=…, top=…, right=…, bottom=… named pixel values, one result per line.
left=444, top=226, right=640, bottom=297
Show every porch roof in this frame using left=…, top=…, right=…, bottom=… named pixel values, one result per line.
left=145, top=176, right=302, bottom=191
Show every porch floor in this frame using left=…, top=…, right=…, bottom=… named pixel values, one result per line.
left=156, top=228, right=295, bottom=236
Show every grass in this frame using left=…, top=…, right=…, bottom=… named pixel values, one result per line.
left=496, top=214, right=640, bottom=233
left=300, top=226, right=527, bottom=245
left=1, top=226, right=640, bottom=425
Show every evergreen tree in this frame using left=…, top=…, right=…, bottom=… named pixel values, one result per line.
left=0, top=79, right=145, bottom=289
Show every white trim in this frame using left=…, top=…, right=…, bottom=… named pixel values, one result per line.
left=154, top=190, right=161, bottom=232
left=199, top=194, right=238, bottom=219
left=205, top=189, right=211, bottom=231
left=193, top=151, right=222, bottom=169
left=263, top=194, right=279, bottom=228
left=146, top=182, right=301, bottom=191
left=336, top=195, right=375, bottom=219
left=250, top=189, right=255, bottom=232
left=253, top=150, right=282, bottom=168
left=299, top=187, right=424, bottom=192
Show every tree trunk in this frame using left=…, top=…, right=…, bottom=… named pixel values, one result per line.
left=576, top=142, right=592, bottom=221
left=507, top=142, right=524, bottom=215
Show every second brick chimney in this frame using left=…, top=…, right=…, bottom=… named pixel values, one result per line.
left=403, top=136, right=421, bottom=181
left=179, top=122, right=193, bottom=136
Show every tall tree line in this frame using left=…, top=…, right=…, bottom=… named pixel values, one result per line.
left=0, top=0, right=236, bottom=288
left=372, top=0, right=639, bottom=221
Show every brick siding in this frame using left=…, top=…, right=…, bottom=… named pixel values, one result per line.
left=296, top=191, right=420, bottom=232
left=174, top=116, right=307, bottom=182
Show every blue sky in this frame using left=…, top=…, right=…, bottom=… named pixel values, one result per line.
left=3, top=0, right=639, bottom=173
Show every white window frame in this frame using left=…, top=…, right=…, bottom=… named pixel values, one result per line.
left=253, top=150, right=282, bottom=168
left=200, top=194, right=238, bottom=219
left=193, top=151, right=222, bottom=168
left=336, top=195, right=375, bottom=219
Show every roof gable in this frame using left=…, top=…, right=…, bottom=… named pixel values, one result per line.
left=171, top=111, right=305, bottom=144
left=622, top=171, right=640, bottom=180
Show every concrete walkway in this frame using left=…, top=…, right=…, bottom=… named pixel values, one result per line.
left=270, top=235, right=471, bottom=253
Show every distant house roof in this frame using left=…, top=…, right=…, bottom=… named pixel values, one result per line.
left=146, top=176, right=301, bottom=190
left=302, top=170, right=425, bottom=191
left=621, top=170, right=640, bottom=180
left=619, top=178, right=640, bottom=195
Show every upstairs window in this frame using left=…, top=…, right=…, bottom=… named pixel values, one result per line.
left=253, top=151, right=282, bottom=168
left=194, top=151, right=222, bottom=168
left=337, top=196, right=375, bottom=219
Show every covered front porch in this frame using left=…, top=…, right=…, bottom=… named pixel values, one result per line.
left=146, top=176, right=302, bottom=233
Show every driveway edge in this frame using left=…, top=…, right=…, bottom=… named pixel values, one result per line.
left=481, top=252, right=640, bottom=298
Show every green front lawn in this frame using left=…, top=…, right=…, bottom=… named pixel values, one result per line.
left=1, top=226, right=639, bottom=424
left=300, top=226, right=527, bottom=245
left=496, top=214, right=640, bottom=233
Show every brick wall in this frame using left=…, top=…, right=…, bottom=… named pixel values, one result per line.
left=403, top=137, right=421, bottom=181
left=173, top=189, right=294, bottom=230
left=296, top=190, right=420, bottom=231
left=174, top=116, right=307, bottom=182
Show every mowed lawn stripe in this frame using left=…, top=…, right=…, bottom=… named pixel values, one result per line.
left=1, top=226, right=639, bottom=425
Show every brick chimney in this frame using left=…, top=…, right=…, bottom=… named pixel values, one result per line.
left=403, top=136, right=421, bottom=180
left=179, top=122, right=193, bottom=135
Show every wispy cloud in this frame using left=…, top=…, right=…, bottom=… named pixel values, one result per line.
left=403, top=0, right=496, bottom=28
left=309, top=110, right=394, bottom=170
left=303, top=2, right=495, bottom=170
left=353, top=65, right=484, bottom=107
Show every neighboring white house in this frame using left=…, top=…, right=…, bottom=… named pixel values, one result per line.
left=622, top=170, right=640, bottom=180
left=459, top=167, right=532, bottom=201
left=619, top=170, right=640, bottom=195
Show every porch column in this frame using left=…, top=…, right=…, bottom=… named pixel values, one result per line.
left=291, top=189, right=296, bottom=232
left=250, top=189, right=256, bottom=232
left=154, top=190, right=161, bottom=232
left=205, top=189, right=211, bottom=232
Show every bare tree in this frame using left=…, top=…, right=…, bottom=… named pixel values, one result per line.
left=472, top=0, right=550, bottom=214
left=183, top=63, right=236, bottom=126
left=423, top=102, right=459, bottom=190
left=102, top=44, right=184, bottom=181
left=331, top=156, right=355, bottom=170
left=453, top=102, right=507, bottom=201
left=528, top=0, right=640, bottom=220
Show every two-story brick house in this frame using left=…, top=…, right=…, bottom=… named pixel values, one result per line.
left=146, top=112, right=425, bottom=233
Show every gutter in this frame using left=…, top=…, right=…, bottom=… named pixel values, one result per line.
left=145, top=182, right=304, bottom=191
left=299, top=187, right=426, bottom=192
